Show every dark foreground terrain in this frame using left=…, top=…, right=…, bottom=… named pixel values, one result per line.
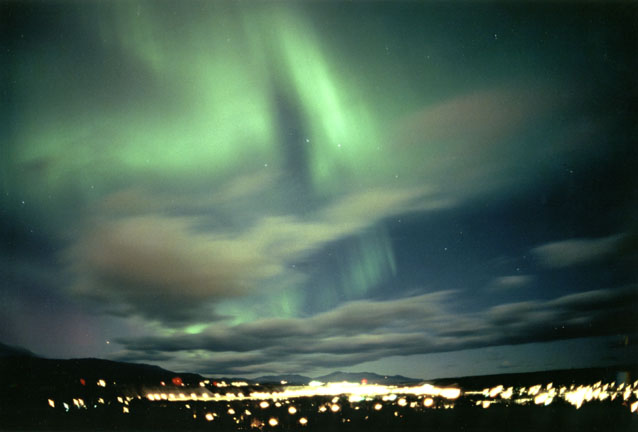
left=2, top=396, right=637, bottom=432
left=1, top=354, right=636, bottom=431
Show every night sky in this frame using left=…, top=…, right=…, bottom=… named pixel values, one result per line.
left=1, top=1, right=637, bottom=379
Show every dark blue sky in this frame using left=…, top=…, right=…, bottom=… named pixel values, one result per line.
left=1, top=1, right=636, bottom=378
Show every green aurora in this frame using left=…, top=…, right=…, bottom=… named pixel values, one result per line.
left=2, top=1, right=636, bottom=377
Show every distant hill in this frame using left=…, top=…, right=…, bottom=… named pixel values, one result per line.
left=1, top=342, right=636, bottom=393
left=0, top=355, right=203, bottom=393
left=315, top=371, right=420, bottom=385
left=254, top=371, right=420, bottom=385
left=254, top=374, right=312, bottom=385
left=0, top=342, right=37, bottom=358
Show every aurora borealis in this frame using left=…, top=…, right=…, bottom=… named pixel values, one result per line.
left=1, top=1, right=637, bottom=378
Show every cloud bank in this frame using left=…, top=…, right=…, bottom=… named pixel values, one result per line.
left=112, top=285, right=638, bottom=375
left=65, top=184, right=435, bottom=324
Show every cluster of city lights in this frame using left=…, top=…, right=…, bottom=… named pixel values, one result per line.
left=45, top=377, right=638, bottom=426
left=466, top=379, right=638, bottom=411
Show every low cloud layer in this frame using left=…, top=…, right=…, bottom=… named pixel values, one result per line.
left=531, top=233, right=626, bottom=268
left=112, top=285, right=638, bottom=375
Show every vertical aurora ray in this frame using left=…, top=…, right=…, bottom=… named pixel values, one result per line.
left=264, top=7, right=387, bottom=197
left=9, top=3, right=406, bottom=204
left=337, top=229, right=398, bottom=301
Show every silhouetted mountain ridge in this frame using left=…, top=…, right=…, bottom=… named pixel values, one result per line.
left=316, top=371, right=420, bottom=385
left=254, top=374, right=313, bottom=385
left=1, top=342, right=636, bottom=392
left=0, top=355, right=203, bottom=392
left=253, top=371, right=421, bottom=385
left=0, top=342, right=37, bottom=358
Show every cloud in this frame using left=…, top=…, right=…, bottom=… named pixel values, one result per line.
left=97, top=170, right=281, bottom=217
left=111, top=292, right=456, bottom=372
left=488, top=275, right=533, bottom=291
left=112, top=285, right=638, bottom=375
left=65, top=215, right=255, bottom=323
left=485, top=286, right=638, bottom=344
left=65, top=182, right=435, bottom=324
left=393, top=86, right=564, bottom=196
left=391, top=83, right=616, bottom=207
left=398, top=87, right=552, bottom=148
left=531, top=233, right=625, bottom=268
